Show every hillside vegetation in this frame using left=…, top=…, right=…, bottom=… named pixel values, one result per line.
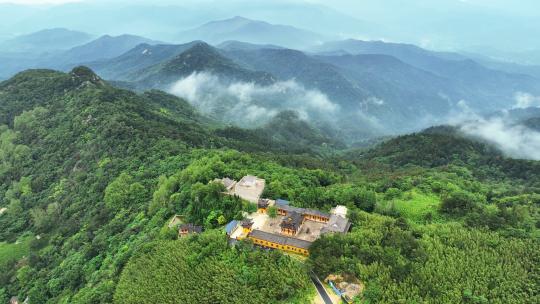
left=0, top=68, right=538, bottom=303
left=114, top=232, right=313, bottom=304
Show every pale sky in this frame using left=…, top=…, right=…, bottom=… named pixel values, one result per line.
left=0, top=0, right=81, bottom=4
left=1, top=0, right=538, bottom=53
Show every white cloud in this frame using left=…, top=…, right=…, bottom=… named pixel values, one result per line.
left=168, top=72, right=338, bottom=125
left=460, top=116, right=540, bottom=160
left=513, top=92, right=540, bottom=109
left=365, top=96, right=384, bottom=106
left=447, top=99, right=540, bottom=160
left=446, top=99, right=482, bottom=124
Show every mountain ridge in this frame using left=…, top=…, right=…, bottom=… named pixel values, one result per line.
left=0, top=28, right=93, bottom=53
left=57, top=34, right=162, bottom=67
left=127, top=42, right=276, bottom=88
left=177, top=16, right=328, bottom=49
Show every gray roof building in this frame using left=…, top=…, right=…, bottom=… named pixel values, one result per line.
left=222, top=177, right=236, bottom=189
left=258, top=198, right=271, bottom=209
left=179, top=223, right=203, bottom=234
left=280, top=211, right=303, bottom=231
left=249, top=229, right=312, bottom=250
left=277, top=204, right=330, bottom=219
left=321, top=215, right=351, bottom=234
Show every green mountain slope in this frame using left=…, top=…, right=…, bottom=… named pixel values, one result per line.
left=0, top=67, right=328, bottom=302
left=0, top=68, right=538, bottom=304
left=130, top=42, right=275, bottom=88
left=354, top=126, right=540, bottom=187
left=86, top=42, right=203, bottom=81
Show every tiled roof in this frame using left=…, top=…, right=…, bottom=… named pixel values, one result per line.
left=275, top=199, right=290, bottom=206
left=222, top=177, right=236, bottom=188
left=258, top=198, right=270, bottom=208
left=249, top=229, right=312, bottom=250
left=280, top=211, right=303, bottom=230
left=225, top=220, right=238, bottom=235
left=321, top=215, right=351, bottom=234
left=241, top=219, right=253, bottom=228
left=238, top=175, right=262, bottom=186
left=277, top=204, right=330, bottom=218
left=179, top=223, right=203, bottom=233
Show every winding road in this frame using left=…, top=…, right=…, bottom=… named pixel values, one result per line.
left=310, top=272, right=333, bottom=304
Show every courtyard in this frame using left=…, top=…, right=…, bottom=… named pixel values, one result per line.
left=247, top=211, right=326, bottom=242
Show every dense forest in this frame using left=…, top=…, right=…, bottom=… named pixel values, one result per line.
left=0, top=68, right=538, bottom=303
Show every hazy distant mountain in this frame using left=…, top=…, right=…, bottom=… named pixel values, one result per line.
left=224, top=47, right=456, bottom=132
left=311, top=39, right=466, bottom=66
left=176, top=16, right=328, bottom=49
left=523, top=117, right=540, bottom=131
left=0, top=28, right=94, bottom=78
left=217, top=40, right=284, bottom=51
left=465, top=47, right=540, bottom=66
left=223, top=47, right=369, bottom=108
left=489, top=107, right=540, bottom=123
left=506, top=49, right=540, bottom=66
left=0, top=33, right=159, bottom=79
left=126, top=42, right=275, bottom=87
left=4, top=33, right=532, bottom=142
left=317, top=54, right=456, bottom=122
left=58, top=34, right=161, bottom=66
left=83, top=38, right=540, bottom=141
left=462, top=52, right=540, bottom=80
left=0, top=28, right=93, bottom=53
left=86, top=41, right=206, bottom=80
left=0, top=2, right=378, bottom=45
left=313, top=39, right=540, bottom=110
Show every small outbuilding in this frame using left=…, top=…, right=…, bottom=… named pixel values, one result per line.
left=178, top=223, right=203, bottom=237
left=225, top=220, right=239, bottom=236
left=167, top=215, right=183, bottom=229
left=321, top=215, right=351, bottom=234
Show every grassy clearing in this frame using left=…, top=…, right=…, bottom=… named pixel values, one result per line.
left=381, top=190, right=443, bottom=223
left=0, top=236, right=32, bottom=267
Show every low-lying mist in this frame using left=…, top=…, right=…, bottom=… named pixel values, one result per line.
left=168, top=72, right=338, bottom=125
left=513, top=92, right=540, bottom=109
left=168, top=73, right=540, bottom=158
left=450, top=96, right=540, bottom=161
left=460, top=117, right=540, bottom=160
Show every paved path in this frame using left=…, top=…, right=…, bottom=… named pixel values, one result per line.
left=310, top=272, right=333, bottom=304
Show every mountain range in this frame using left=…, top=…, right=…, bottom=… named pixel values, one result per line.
left=0, top=58, right=539, bottom=304
left=79, top=38, right=540, bottom=141
left=56, top=34, right=161, bottom=66
left=0, top=28, right=93, bottom=54
left=311, top=39, right=540, bottom=110
left=0, top=33, right=160, bottom=79
left=176, top=16, right=327, bottom=49
left=125, top=42, right=275, bottom=88
left=1, top=17, right=540, bottom=144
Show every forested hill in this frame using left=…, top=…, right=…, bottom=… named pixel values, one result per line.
left=0, top=66, right=221, bottom=240
left=0, top=68, right=538, bottom=303
left=351, top=126, right=540, bottom=187
left=0, top=67, right=333, bottom=302
left=127, top=42, right=276, bottom=88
